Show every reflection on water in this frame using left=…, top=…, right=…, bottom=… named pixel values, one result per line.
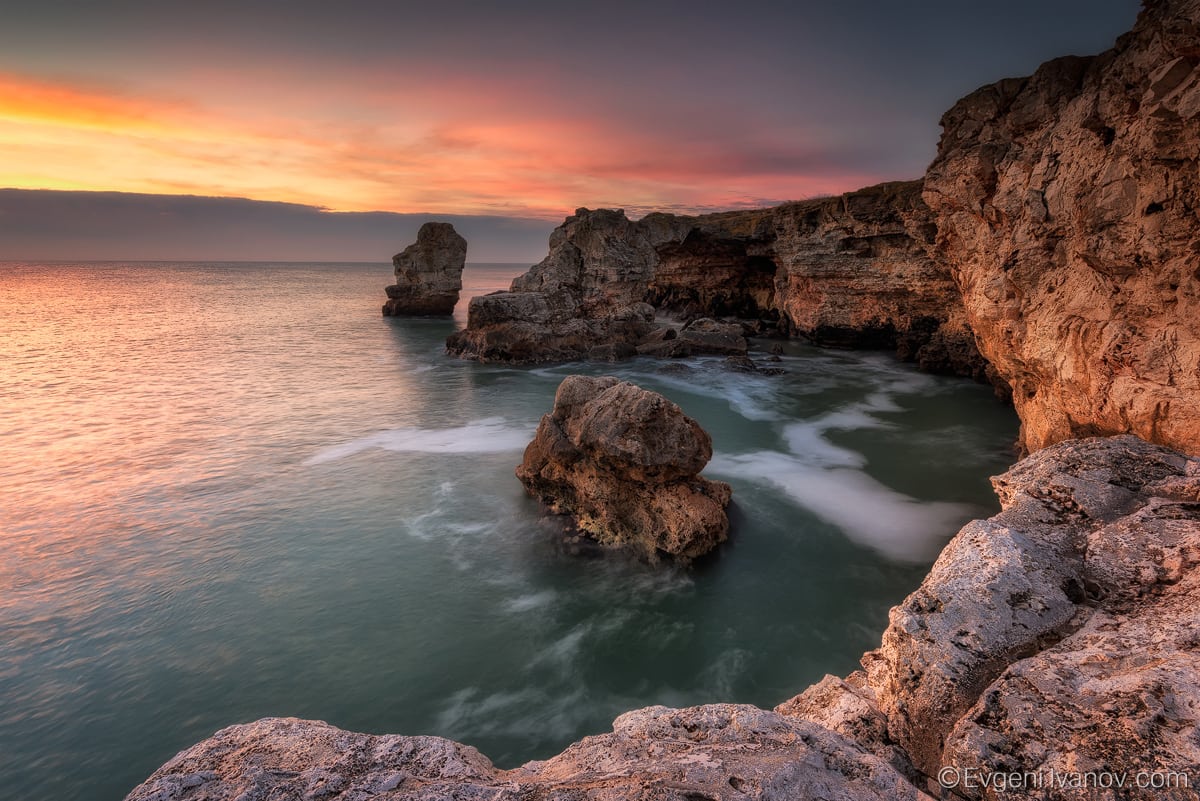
left=0, top=261, right=1018, bottom=801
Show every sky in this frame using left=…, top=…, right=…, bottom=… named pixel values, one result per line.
left=0, top=0, right=1142, bottom=261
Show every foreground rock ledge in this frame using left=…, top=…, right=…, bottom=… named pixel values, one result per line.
left=382, top=222, right=467, bottom=316
left=126, top=436, right=1200, bottom=801
left=517, top=375, right=732, bottom=562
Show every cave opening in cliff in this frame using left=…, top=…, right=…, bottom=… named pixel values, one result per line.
left=647, top=251, right=781, bottom=331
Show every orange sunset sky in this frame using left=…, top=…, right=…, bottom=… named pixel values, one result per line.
left=0, top=0, right=1140, bottom=258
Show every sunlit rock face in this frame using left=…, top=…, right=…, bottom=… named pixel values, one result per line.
left=925, top=0, right=1200, bottom=456
left=768, top=181, right=992, bottom=384
left=381, top=222, right=467, bottom=316
left=448, top=189, right=991, bottom=383
left=516, top=375, right=732, bottom=563
left=445, top=208, right=657, bottom=362
left=861, top=435, right=1200, bottom=788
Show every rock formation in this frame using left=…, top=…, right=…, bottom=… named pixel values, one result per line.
left=124, top=436, right=1200, bottom=801
left=925, top=0, right=1200, bottom=455
left=381, top=222, right=467, bottom=316
left=124, top=708, right=930, bottom=801
left=860, top=435, right=1200, bottom=792
left=447, top=186, right=991, bottom=383
left=444, top=208, right=659, bottom=362
left=516, top=375, right=732, bottom=562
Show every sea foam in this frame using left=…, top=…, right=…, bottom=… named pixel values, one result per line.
left=304, top=417, right=534, bottom=464
left=709, top=372, right=975, bottom=563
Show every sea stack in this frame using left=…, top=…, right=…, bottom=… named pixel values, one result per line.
left=381, top=222, right=467, bottom=316
left=517, top=375, right=732, bottom=562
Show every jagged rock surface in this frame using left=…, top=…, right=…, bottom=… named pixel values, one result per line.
left=516, top=375, right=732, bottom=562
left=382, top=222, right=467, bottom=316
left=125, top=708, right=933, bottom=801
left=126, top=436, right=1200, bottom=801
left=924, top=0, right=1200, bottom=455
left=445, top=209, right=657, bottom=362
left=448, top=187, right=991, bottom=382
left=861, top=435, right=1200, bottom=798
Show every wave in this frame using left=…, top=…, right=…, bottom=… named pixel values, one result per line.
left=711, top=451, right=972, bottom=563
left=304, top=417, right=535, bottom=464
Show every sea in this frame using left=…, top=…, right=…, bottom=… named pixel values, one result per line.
left=0, top=261, right=1019, bottom=801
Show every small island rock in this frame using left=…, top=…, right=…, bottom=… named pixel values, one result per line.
left=381, top=222, right=467, bottom=316
left=517, top=375, right=732, bottom=562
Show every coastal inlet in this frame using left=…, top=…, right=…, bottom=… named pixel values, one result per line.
left=0, top=261, right=1017, bottom=801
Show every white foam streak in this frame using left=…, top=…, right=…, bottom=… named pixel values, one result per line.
left=305, top=418, right=534, bottom=464
left=707, top=365, right=976, bottom=563
left=711, top=452, right=971, bottom=562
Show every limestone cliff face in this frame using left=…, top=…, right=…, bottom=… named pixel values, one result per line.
left=925, top=0, right=1200, bottom=455
left=769, top=182, right=987, bottom=380
left=450, top=185, right=989, bottom=381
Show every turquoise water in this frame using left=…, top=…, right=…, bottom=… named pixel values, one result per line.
left=0, top=262, right=1018, bottom=801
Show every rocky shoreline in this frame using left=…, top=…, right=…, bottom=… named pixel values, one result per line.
left=128, top=1, right=1200, bottom=798
left=444, top=182, right=995, bottom=388
left=125, top=437, right=1200, bottom=801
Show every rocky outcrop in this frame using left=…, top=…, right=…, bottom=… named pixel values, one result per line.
left=769, top=182, right=990, bottom=383
left=125, top=436, right=1200, bottom=801
left=125, top=708, right=932, bottom=801
left=444, top=209, right=657, bottom=362
left=861, top=435, right=1200, bottom=792
left=447, top=186, right=990, bottom=381
left=516, top=375, right=732, bottom=562
left=381, top=222, right=467, bottom=316
left=924, top=0, right=1200, bottom=455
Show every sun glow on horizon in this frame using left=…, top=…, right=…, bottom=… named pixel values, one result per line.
left=0, top=69, right=886, bottom=220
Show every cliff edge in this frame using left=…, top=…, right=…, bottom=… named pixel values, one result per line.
left=925, top=0, right=1200, bottom=455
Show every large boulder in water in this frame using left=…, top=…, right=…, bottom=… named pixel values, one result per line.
left=381, top=222, right=467, bottom=316
left=517, top=375, right=732, bottom=562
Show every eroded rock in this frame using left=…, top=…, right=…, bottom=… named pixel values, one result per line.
left=445, top=209, right=657, bottom=362
left=516, top=375, right=731, bottom=562
left=382, top=222, right=467, bottom=316
left=447, top=190, right=989, bottom=381
left=924, top=0, right=1200, bottom=455
left=126, top=707, right=933, bottom=801
left=863, top=435, right=1200, bottom=795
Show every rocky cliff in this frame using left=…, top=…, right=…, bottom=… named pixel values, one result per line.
left=448, top=183, right=990, bottom=382
left=124, top=436, right=1200, bottom=801
left=925, top=0, right=1200, bottom=455
left=445, top=208, right=658, bottom=362
left=382, top=222, right=467, bottom=316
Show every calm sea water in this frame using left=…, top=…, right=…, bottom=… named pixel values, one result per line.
left=0, top=261, right=1018, bottom=801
